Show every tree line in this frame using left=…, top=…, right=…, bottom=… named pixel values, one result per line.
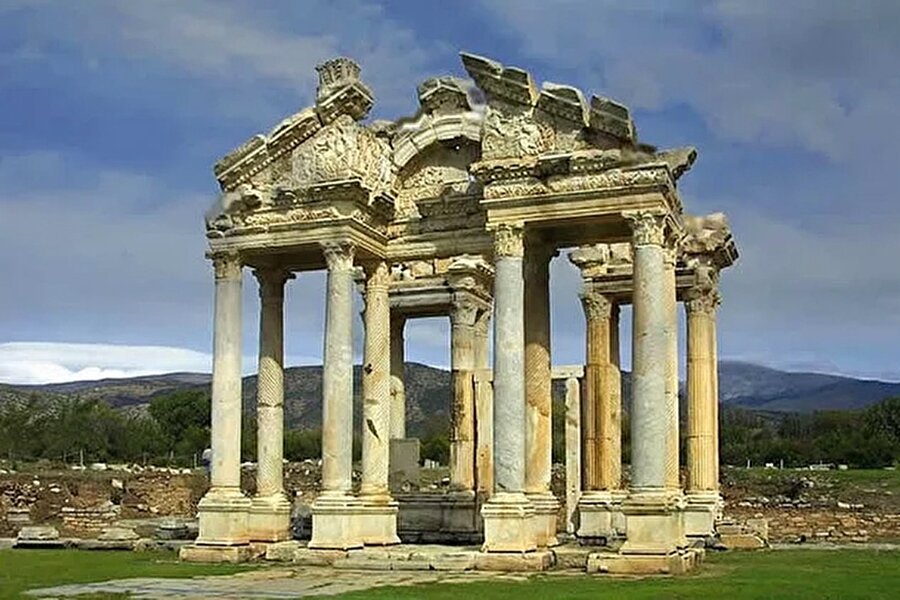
left=1, top=390, right=898, bottom=470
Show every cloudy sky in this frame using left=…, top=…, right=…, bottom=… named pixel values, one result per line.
left=1, top=0, right=899, bottom=384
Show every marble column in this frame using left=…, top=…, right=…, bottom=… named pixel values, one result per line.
left=196, top=251, right=251, bottom=547
left=248, top=267, right=294, bottom=542
left=684, top=279, right=722, bottom=537
left=524, top=242, right=559, bottom=546
left=481, top=224, right=536, bottom=553
left=619, top=211, right=686, bottom=559
left=450, top=298, right=478, bottom=493
left=310, top=241, right=364, bottom=550
left=564, top=372, right=582, bottom=535
left=390, top=315, right=407, bottom=439
left=474, top=311, right=494, bottom=496
left=576, top=287, right=624, bottom=541
left=359, top=260, right=400, bottom=544
left=663, top=247, right=681, bottom=491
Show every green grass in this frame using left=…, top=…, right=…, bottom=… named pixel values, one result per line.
left=1, top=548, right=898, bottom=600
left=0, top=549, right=256, bottom=599
left=337, top=549, right=900, bottom=600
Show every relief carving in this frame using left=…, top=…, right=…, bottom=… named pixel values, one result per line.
left=292, top=115, right=394, bottom=192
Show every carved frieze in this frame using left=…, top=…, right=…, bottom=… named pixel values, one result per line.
left=291, top=115, right=394, bottom=192
left=482, top=107, right=549, bottom=159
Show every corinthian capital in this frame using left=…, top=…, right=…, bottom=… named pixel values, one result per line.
left=210, top=251, right=242, bottom=280
left=684, top=287, right=720, bottom=316
left=450, top=297, right=481, bottom=327
left=321, top=241, right=355, bottom=271
left=624, top=211, right=667, bottom=246
left=579, top=288, right=614, bottom=321
left=493, top=223, right=524, bottom=258
left=365, top=260, right=390, bottom=290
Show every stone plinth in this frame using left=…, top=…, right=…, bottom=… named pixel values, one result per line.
left=481, top=492, right=536, bottom=553
left=396, top=492, right=481, bottom=544
left=248, top=494, right=292, bottom=543
left=389, top=438, right=420, bottom=492
left=15, top=525, right=64, bottom=549
left=577, top=490, right=626, bottom=543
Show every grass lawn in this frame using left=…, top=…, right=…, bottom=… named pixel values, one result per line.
left=0, top=547, right=897, bottom=599
left=339, top=548, right=900, bottom=600
left=0, top=549, right=256, bottom=599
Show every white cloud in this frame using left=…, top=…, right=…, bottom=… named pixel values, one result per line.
left=479, top=0, right=900, bottom=162
left=0, top=342, right=212, bottom=384
left=5, top=0, right=441, bottom=117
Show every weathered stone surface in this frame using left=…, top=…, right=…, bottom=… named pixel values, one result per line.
left=473, top=550, right=553, bottom=572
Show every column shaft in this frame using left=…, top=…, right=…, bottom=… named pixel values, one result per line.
left=686, top=290, right=719, bottom=492
left=491, top=227, right=526, bottom=495
left=524, top=245, right=553, bottom=495
left=628, top=213, right=668, bottom=491
left=474, top=312, right=493, bottom=496
left=580, top=290, right=620, bottom=491
left=254, top=268, right=292, bottom=498
left=664, top=250, right=680, bottom=490
left=450, top=299, right=477, bottom=491
left=320, top=242, right=355, bottom=496
left=389, top=315, right=406, bottom=439
left=361, top=261, right=392, bottom=498
left=210, top=253, right=243, bottom=491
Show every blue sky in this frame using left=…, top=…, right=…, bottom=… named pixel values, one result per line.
left=1, top=0, right=899, bottom=383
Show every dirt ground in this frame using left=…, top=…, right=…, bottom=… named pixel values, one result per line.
left=2, top=461, right=899, bottom=543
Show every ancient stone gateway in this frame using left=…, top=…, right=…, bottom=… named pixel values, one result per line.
left=180, top=53, right=739, bottom=574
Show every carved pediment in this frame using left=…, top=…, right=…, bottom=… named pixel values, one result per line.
left=288, top=115, right=395, bottom=194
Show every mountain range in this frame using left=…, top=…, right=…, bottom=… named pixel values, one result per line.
left=2, top=361, right=898, bottom=436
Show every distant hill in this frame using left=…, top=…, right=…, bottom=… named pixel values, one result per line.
left=717, top=361, right=900, bottom=412
left=2, top=361, right=899, bottom=432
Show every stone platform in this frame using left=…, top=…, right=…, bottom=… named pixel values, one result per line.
left=262, top=541, right=703, bottom=574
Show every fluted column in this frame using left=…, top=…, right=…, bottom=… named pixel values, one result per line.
left=524, top=241, right=559, bottom=546
left=361, top=261, right=392, bottom=499
left=481, top=224, right=535, bottom=553
left=579, top=289, right=621, bottom=491
left=663, top=246, right=681, bottom=491
left=196, top=251, right=250, bottom=546
left=389, top=315, right=406, bottom=439
left=318, top=242, right=355, bottom=498
left=450, top=298, right=478, bottom=492
left=685, top=286, right=720, bottom=493
left=248, top=266, right=293, bottom=542
left=474, top=310, right=493, bottom=496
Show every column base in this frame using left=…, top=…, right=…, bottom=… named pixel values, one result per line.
left=357, top=495, right=401, bottom=546
left=526, top=491, right=560, bottom=547
left=587, top=547, right=704, bottom=575
left=248, top=493, right=292, bottom=542
left=180, top=543, right=260, bottom=563
left=619, top=489, right=687, bottom=556
left=310, top=493, right=400, bottom=549
left=684, top=491, right=723, bottom=539
left=481, top=492, right=536, bottom=553
left=576, top=489, right=627, bottom=543
left=195, top=487, right=251, bottom=546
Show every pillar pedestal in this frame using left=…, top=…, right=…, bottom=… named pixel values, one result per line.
left=576, top=489, right=626, bottom=543
left=309, top=494, right=366, bottom=550
left=482, top=492, right=537, bottom=553
left=684, top=491, right=723, bottom=538
left=248, top=495, right=292, bottom=543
